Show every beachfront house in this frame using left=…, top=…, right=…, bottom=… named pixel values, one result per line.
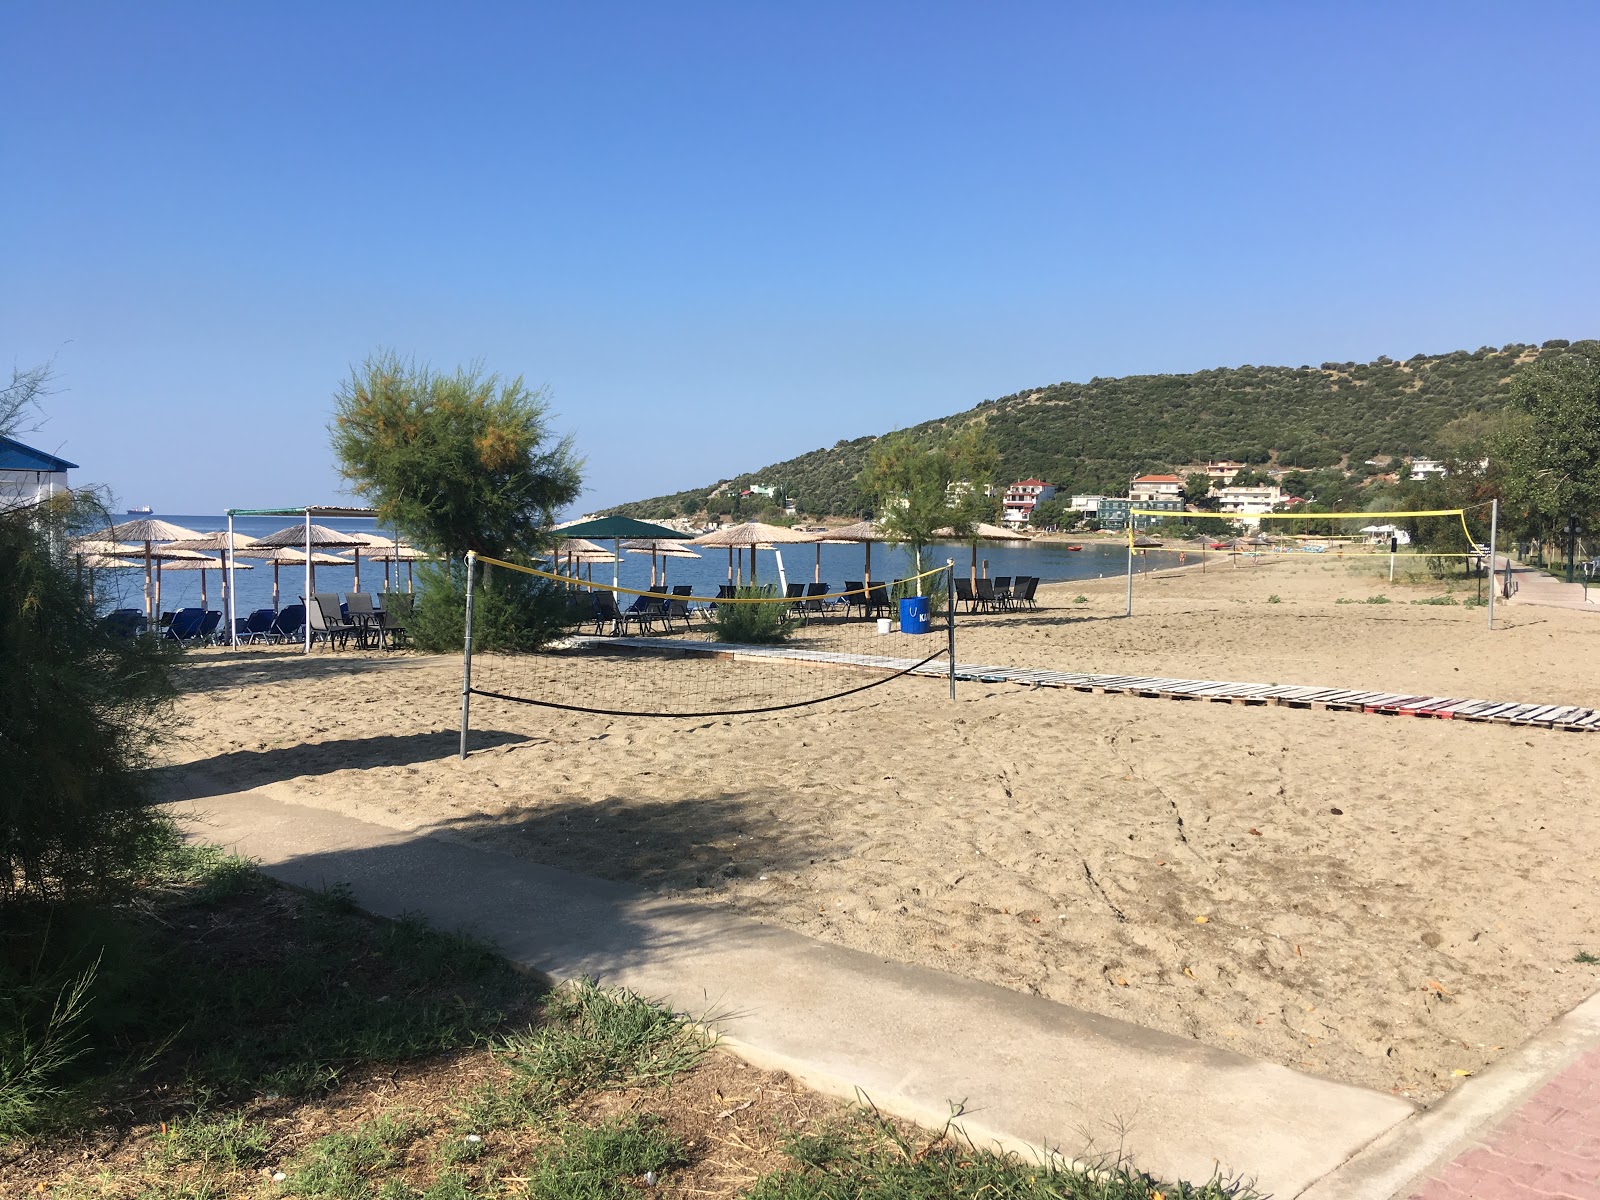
left=1215, top=484, right=1287, bottom=522
left=1129, top=474, right=1183, bottom=503
left=0, top=435, right=77, bottom=510
left=1407, top=458, right=1448, bottom=479
left=1180, top=460, right=1246, bottom=486
left=1098, top=496, right=1184, bottom=530
left=1001, top=479, right=1056, bottom=528
left=1068, top=494, right=1107, bottom=517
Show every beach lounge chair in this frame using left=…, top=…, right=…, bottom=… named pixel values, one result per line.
left=239, top=608, right=277, bottom=643
left=668, top=585, right=696, bottom=626
left=784, top=582, right=807, bottom=618
left=805, top=581, right=831, bottom=616
left=271, top=604, right=305, bottom=642
left=843, top=581, right=866, bottom=618
left=953, top=578, right=976, bottom=612
left=974, top=578, right=996, bottom=612
left=591, top=590, right=644, bottom=636
left=1015, top=577, right=1039, bottom=610
left=163, top=608, right=205, bottom=644
left=992, top=577, right=1013, bottom=610
left=104, top=608, right=145, bottom=638
left=865, top=583, right=890, bottom=619
left=372, top=605, right=408, bottom=649
left=197, top=611, right=223, bottom=645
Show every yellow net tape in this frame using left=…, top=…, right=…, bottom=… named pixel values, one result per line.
left=472, top=554, right=953, bottom=604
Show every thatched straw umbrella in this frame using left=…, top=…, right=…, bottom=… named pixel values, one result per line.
left=94, top=518, right=203, bottom=620
left=686, top=522, right=818, bottom=586
left=361, top=542, right=432, bottom=593
left=235, top=546, right=355, bottom=609
left=934, top=521, right=1031, bottom=586
left=152, top=554, right=254, bottom=612
left=167, top=530, right=259, bottom=631
left=816, top=520, right=892, bottom=586
left=623, top=539, right=702, bottom=587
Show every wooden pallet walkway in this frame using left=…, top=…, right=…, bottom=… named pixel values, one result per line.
left=573, top=635, right=1600, bottom=732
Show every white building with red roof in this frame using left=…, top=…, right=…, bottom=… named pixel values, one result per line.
left=1000, top=479, right=1056, bottom=527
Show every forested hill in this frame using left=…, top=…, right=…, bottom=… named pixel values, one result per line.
left=604, top=339, right=1589, bottom=519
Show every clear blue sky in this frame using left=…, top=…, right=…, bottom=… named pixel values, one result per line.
left=4, top=2, right=1597, bottom=514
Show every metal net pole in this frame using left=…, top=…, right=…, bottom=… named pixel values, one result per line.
left=460, top=550, right=477, bottom=759
left=946, top=558, right=956, bottom=701
left=1487, top=499, right=1498, bottom=630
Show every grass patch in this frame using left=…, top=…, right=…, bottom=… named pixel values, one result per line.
left=1410, top=594, right=1459, bottom=606
left=1, top=840, right=537, bottom=1143
left=1576, top=951, right=1600, bottom=965
left=750, top=1105, right=1262, bottom=1199
left=522, top=1114, right=688, bottom=1200
left=1072, top=594, right=1088, bottom=605
left=153, top=1108, right=273, bottom=1169
left=1365, top=594, right=1391, bottom=604
left=1266, top=594, right=1281, bottom=604
left=497, top=978, right=712, bottom=1105
left=284, top=1114, right=419, bottom=1197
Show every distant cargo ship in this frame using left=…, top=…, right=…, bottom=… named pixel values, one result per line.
left=125, top=505, right=153, bottom=514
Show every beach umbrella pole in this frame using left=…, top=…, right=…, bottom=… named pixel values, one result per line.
left=1124, top=525, right=1135, bottom=616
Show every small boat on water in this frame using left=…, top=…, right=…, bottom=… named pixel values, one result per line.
left=1064, top=544, right=1082, bottom=551
left=125, top=505, right=153, bottom=514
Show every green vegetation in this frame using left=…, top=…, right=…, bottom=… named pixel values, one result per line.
left=1, top=841, right=529, bottom=1142
left=748, top=1105, right=1257, bottom=1200
left=1266, top=594, right=1281, bottom=604
left=607, top=341, right=1585, bottom=520
left=710, top=587, right=800, bottom=644
left=499, top=976, right=713, bottom=1104
left=1497, top=348, right=1600, bottom=533
left=329, top=351, right=583, bottom=652
left=859, top=427, right=998, bottom=586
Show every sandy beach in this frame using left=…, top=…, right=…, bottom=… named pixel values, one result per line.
left=161, top=555, right=1600, bottom=1103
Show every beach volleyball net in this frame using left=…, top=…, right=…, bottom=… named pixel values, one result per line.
left=1121, top=503, right=1503, bottom=612
left=459, top=554, right=957, bottom=738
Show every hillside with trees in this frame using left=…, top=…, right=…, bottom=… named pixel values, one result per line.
left=604, top=340, right=1589, bottom=521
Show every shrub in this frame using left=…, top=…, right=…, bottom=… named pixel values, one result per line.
left=408, top=558, right=578, bottom=654
left=0, top=496, right=176, bottom=902
left=710, top=587, right=798, bottom=645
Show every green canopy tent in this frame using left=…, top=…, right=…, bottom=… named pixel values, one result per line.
left=553, top=516, right=694, bottom=590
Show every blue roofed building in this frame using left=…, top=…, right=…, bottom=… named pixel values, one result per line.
left=0, top=436, right=78, bottom=508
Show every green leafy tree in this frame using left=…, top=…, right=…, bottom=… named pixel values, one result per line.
left=1183, top=472, right=1216, bottom=509
left=330, top=352, right=584, bottom=651
left=1497, top=346, right=1600, bottom=530
left=1028, top=498, right=1069, bottom=529
left=331, top=351, right=581, bottom=558
left=858, top=427, right=998, bottom=590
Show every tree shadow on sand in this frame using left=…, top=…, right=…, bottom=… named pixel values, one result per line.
left=166, top=648, right=445, bottom=696
left=422, top=789, right=833, bottom=902
left=148, top=728, right=531, bottom=802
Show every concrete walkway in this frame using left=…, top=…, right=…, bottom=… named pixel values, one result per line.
left=163, top=775, right=1412, bottom=1197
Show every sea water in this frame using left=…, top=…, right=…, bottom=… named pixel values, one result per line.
left=88, top=514, right=1187, bottom=618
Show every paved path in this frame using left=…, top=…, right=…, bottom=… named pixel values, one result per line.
left=1504, top=558, right=1599, bottom=613
left=1298, top=991, right=1600, bottom=1199
left=161, top=775, right=1413, bottom=1197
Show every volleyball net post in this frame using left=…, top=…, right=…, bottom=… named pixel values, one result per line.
left=460, top=549, right=477, bottom=760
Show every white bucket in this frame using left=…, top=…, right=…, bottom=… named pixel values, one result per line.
left=876, top=617, right=892, bottom=635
